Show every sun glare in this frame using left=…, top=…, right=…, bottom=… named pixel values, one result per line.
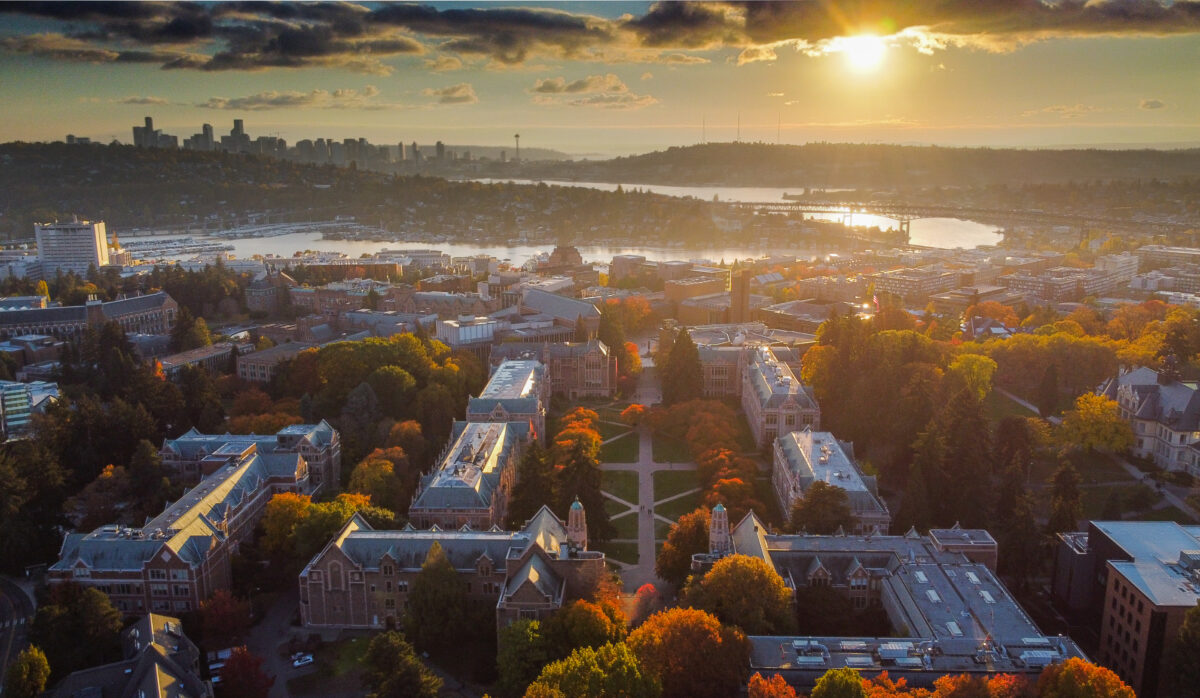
left=840, top=34, right=887, bottom=73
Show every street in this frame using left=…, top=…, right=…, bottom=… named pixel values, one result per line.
left=0, top=576, right=36, bottom=689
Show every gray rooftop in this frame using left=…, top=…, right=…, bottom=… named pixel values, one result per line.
left=411, top=421, right=526, bottom=512
left=1093, top=520, right=1200, bottom=607
left=480, top=360, right=544, bottom=400
left=520, top=288, right=600, bottom=322
left=746, top=346, right=819, bottom=411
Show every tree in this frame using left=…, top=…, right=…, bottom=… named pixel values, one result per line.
left=685, top=554, right=794, bottom=635
left=555, top=437, right=613, bottom=542
left=348, top=453, right=406, bottom=515
left=30, top=583, right=122, bottom=680
left=810, top=667, right=867, bottom=698
left=1059, top=393, right=1134, bottom=454
left=3, top=645, right=50, bottom=698
left=627, top=608, right=749, bottom=698
left=1047, top=461, right=1084, bottom=535
left=656, top=507, right=711, bottom=589
left=896, top=461, right=932, bottom=533
left=621, top=403, right=647, bottom=427
left=1166, top=601, right=1200, bottom=698
left=406, top=541, right=468, bottom=652
left=367, top=365, right=417, bottom=419
left=231, top=387, right=274, bottom=416
left=219, top=647, right=275, bottom=698
left=948, top=354, right=998, bottom=402
left=788, top=481, right=854, bottom=534
left=527, top=642, right=660, bottom=698
left=633, top=583, right=664, bottom=626
left=261, top=492, right=312, bottom=558
left=363, top=631, right=442, bottom=698
left=200, top=589, right=252, bottom=647
left=1036, top=657, right=1135, bottom=698
left=170, top=306, right=212, bottom=351
left=749, top=672, right=798, bottom=698
left=496, top=619, right=550, bottom=698
left=661, top=328, right=702, bottom=406
left=996, top=493, right=1043, bottom=592
left=1036, top=364, right=1059, bottom=417
left=543, top=600, right=626, bottom=657
left=508, top=440, right=556, bottom=528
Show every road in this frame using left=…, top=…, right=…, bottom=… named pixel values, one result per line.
left=0, top=576, right=36, bottom=689
left=244, top=589, right=301, bottom=698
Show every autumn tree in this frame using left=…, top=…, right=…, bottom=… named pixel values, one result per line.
left=633, top=583, right=664, bottom=626
left=363, top=631, right=442, bottom=698
left=200, top=589, right=252, bottom=647
left=219, top=647, right=275, bottom=698
left=1036, top=657, right=1135, bottom=698
left=948, top=353, right=998, bottom=402
left=684, top=554, right=795, bottom=635
left=3, top=646, right=50, bottom=698
left=788, top=481, right=854, bottom=534
left=621, top=403, right=647, bottom=427
left=749, top=672, right=798, bottom=698
left=231, top=387, right=274, bottom=416
left=543, top=600, right=627, bottom=656
left=810, top=667, right=866, bottom=698
left=526, top=642, right=660, bottom=698
left=627, top=608, right=749, bottom=698
left=406, top=542, right=468, bottom=652
left=1058, top=393, right=1134, bottom=454
left=30, top=583, right=122, bottom=680
left=260, top=492, right=312, bottom=558
left=348, top=449, right=408, bottom=515
left=656, top=507, right=711, bottom=589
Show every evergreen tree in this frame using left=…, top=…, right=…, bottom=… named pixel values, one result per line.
left=997, top=493, right=1043, bottom=592
left=495, top=620, right=549, bottom=698
left=556, top=439, right=614, bottom=542
left=574, top=315, right=590, bottom=342
left=896, top=462, right=932, bottom=533
left=661, top=328, right=702, bottom=406
left=1036, top=364, right=1060, bottom=417
left=788, top=481, right=853, bottom=534
left=1166, top=602, right=1200, bottom=698
left=363, top=631, right=442, bottom=698
left=940, top=390, right=993, bottom=527
left=405, top=542, right=468, bottom=652
left=1047, top=461, right=1084, bottom=535
left=507, top=440, right=556, bottom=528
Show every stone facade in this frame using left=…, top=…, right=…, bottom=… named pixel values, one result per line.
left=160, top=421, right=341, bottom=492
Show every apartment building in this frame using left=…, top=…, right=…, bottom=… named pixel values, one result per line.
left=773, top=431, right=891, bottom=534
left=160, top=421, right=341, bottom=492
left=35, top=219, right=110, bottom=276
left=1053, top=521, right=1200, bottom=696
left=299, top=504, right=605, bottom=633
left=408, top=420, right=529, bottom=529
left=50, top=448, right=309, bottom=615
left=867, top=267, right=960, bottom=304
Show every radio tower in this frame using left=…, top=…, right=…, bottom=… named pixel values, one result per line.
left=514, top=133, right=520, bottom=162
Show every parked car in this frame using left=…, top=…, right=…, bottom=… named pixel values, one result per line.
left=292, top=654, right=314, bottom=668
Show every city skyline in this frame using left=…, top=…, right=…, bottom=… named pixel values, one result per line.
left=0, top=1, right=1197, bottom=156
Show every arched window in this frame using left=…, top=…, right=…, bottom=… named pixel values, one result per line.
left=329, top=562, right=342, bottom=590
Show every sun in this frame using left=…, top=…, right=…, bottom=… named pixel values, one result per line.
left=840, top=34, right=887, bottom=73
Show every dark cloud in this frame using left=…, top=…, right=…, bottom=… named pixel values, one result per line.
left=199, top=84, right=392, bottom=110
left=625, top=2, right=742, bottom=48
left=531, top=73, right=627, bottom=94
left=422, top=82, right=478, bottom=104
left=1140, top=98, right=1166, bottom=110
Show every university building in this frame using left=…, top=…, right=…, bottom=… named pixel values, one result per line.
left=408, top=420, right=529, bottom=529
left=691, top=507, right=1083, bottom=692
left=489, top=340, right=618, bottom=399
left=50, top=447, right=310, bottom=615
left=0, top=291, right=178, bottom=343
left=1053, top=521, right=1200, bottom=697
left=160, top=421, right=341, bottom=493
left=1099, top=366, right=1200, bottom=475
left=772, top=431, right=891, bottom=534
left=299, top=503, right=605, bottom=633
left=742, top=345, right=821, bottom=448
left=466, top=359, right=550, bottom=442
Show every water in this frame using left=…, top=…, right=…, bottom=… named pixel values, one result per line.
left=136, top=179, right=1002, bottom=265
left=474, top=178, right=1003, bottom=249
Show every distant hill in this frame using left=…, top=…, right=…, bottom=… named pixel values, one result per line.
left=525, top=142, right=1200, bottom=187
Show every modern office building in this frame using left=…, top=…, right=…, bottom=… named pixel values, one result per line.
left=0, top=379, right=59, bottom=441
left=772, top=431, right=891, bottom=534
left=1053, top=521, right=1200, bottom=696
left=299, top=503, right=604, bottom=633
left=35, top=219, right=110, bottom=276
left=693, top=508, right=1082, bottom=692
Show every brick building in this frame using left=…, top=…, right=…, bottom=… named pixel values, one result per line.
left=160, top=421, right=341, bottom=492
left=0, top=291, right=178, bottom=343
left=489, top=341, right=618, bottom=400
left=408, top=421, right=529, bottom=529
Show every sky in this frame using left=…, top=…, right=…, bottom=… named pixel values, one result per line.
left=0, top=1, right=1198, bottom=157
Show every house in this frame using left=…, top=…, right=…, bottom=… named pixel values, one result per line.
left=1098, top=367, right=1200, bottom=474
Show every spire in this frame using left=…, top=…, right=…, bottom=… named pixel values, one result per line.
left=568, top=497, right=587, bottom=551
left=709, top=503, right=731, bottom=556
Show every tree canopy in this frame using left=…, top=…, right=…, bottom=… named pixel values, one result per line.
left=684, top=554, right=795, bottom=635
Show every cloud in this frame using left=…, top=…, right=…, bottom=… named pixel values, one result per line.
left=567, top=92, right=658, bottom=109
left=766, top=92, right=784, bottom=97
left=1021, top=104, right=1103, bottom=119
left=118, top=96, right=169, bottom=105
left=656, top=52, right=710, bottom=65
left=1140, top=98, right=1166, bottom=110
left=736, top=45, right=777, bottom=65
left=422, top=83, right=478, bottom=104
left=531, top=73, right=627, bottom=94
left=198, top=85, right=396, bottom=111
left=641, top=71, right=653, bottom=80
left=425, top=55, right=463, bottom=72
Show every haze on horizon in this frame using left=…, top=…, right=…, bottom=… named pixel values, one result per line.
left=1, top=0, right=1198, bottom=157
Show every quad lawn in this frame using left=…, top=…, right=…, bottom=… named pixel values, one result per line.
left=1133, top=505, right=1199, bottom=524
left=610, top=511, right=639, bottom=540
left=651, top=434, right=691, bottom=463
left=653, top=470, right=698, bottom=501
left=597, top=420, right=632, bottom=440
left=285, top=636, right=368, bottom=697
left=604, top=498, right=630, bottom=518
left=654, top=519, right=672, bottom=540
left=656, top=489, right=703, bottom=521
left=601, top=470, right=639, bottom=504
left=600, top=433, right=640, bottom=463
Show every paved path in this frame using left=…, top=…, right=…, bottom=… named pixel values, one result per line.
left=995, top=387, right=1060, bottom=424
left=0, top=575, right=35, bottom=689
left=245, top=589, right=300, bottom=698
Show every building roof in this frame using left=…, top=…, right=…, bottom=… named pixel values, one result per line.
left=745, top=346, right=819, bottom=411
left=410, top=421, right=527, bottom=512
left=1092, top=520, right=1200, bottom=607
left=53, top=613, right=208, bottom=698
left=101, top=291, right=175, bottom=318
left=1098, top=367, right=1200, bottom=432
left=520, top=288, right=600, bottom=322
left=479, top=360, right=543, bottom=400
left=777, top=431, right=887, bottom=518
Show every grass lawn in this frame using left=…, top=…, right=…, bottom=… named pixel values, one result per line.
left=654, top=469, right=699, bottom=502
left=654, top=519, right=672, bottom=540
left=597, top=420, right=632, bottom=440
left=595, top=541, right=638, bottom=565
left=651, top=434, right=692, bottom=463
left=984, top=388, right=1038, bottom=422
left=601, top=470, right=639, bottom=504
left=286, top=636, right=369, bottom=696
left=605, top=498, right=631, bottom=518
left=1132, top=506, right=1199, bottom=524
left=600, top=433, right=640, bottom=463
left=1030, top=452, right=1136, bottom=486
left=611, top=511, right=639, bottom=540
left=753, top=476, right=785, bottom=529
left=656, top=490, right=703, bottom=521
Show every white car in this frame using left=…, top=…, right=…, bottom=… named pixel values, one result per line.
left=292, top=654, right=314, bottom=668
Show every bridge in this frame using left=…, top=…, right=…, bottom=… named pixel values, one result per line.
left=731, top=200, right=1195, bottom=237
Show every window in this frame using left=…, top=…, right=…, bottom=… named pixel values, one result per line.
left=73, top=568, right=90, bottom=578
left=386, top=581, right=392, bottom=592
left=149, top=569, right=167, bottom=580
left=151, top=584, right=168, bottom=597
left=170, top=569, right=187, bottom=581
left=174, top=601, right=191, bottom=612
left=519, top=610, right=539, bottom=620
left=785, top=414, right=796, bottom=426
left=398, top=581, right=409, bottom=593
left=172, top=585, right=189, bottom=597
left=385, top=599, right=395, bottom=609
left=383, top=564, right=394, bottom=576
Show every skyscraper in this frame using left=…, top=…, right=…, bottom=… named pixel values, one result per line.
left=35, top=218, right=110, bottom=277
